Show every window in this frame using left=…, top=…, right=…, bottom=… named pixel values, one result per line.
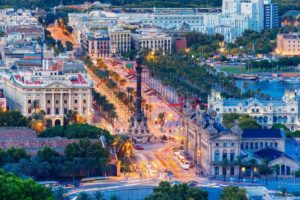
left=230, top=167, right=234, bottom=176
left=28, top=108, right=31, bottom=114
left=230, top=150, right=235, bottom=161
left=245, top=143, right=249, bottom=149
left=28, top=100, right=31, bottom=104
left=216, top=143, right=219, bottom=147
left=214, top=166, right=219, bottom=176
left=222, top=150, right=227, bottom=161
left=55, top=108, right=59, bottom=115
left=56, top=100, right=59, bottom=104
left=47, top=108, right=51, bottom=115
left=214, top=150, right=220, bottom=162
left=241, top=143, right=244, bottom=149
left=74, top=100, right=78, bottom=104
left=265, top=142, right=268, bottom=147
left=47, top=100, right=51, bottom=104
left=260, top=142, right=264, bottom=148
left=223, top=143, right=227, bottom=148
left=275, top=142, right=278, bottom=148
left=255, top=142, right=258, bottom=149
left=64, top=100, right=67, bottom=104
left=83, top=99, right=87, bottom=104
left=250, top=142, right=253, bottom=149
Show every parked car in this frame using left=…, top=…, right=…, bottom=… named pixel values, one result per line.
left=134, top=145, right=144, bottom=150
left=187, top=180, right=198, bottom=187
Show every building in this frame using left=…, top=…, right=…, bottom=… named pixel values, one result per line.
left=0, top=9, right=38, bottom=32
left=263, top=0, right=280, bottom=30
left=183, top=104, right=300, bottom=178
left=0, top=91, right=6, bottom=111
left=175, top=37, right=187, bottom=53
left=5, top=25, right=44, bottom=43
left=108, top=26, right=131, bottom=57
left=81, top=30, right=110, bottom=59
left=2, top=70, right=93, bottom=126
left=132, top=28, right=172, bottom=54
left=208, top=90, right=300, bottom=131
left=276, top=33, right=300, bottom=56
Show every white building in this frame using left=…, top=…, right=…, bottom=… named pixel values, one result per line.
left=0, top=9, right=38, bottom=32
left=2, top=70, right=93, bottom=126
left=132, top=28, right=172, bottom=54
left=108, top=26, right=131, bottom=56
left=208, top=90, right=300, bottom=131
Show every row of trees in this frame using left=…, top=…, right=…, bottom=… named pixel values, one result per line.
left=145, top=181, right=248, bottom=200
left=249, top=56, right=300, bottom=69
left=39, top=123, right=113, bottom=142
left=144, top=51, right=250, bottom=103
left=0, top=139, right=109, bottom=180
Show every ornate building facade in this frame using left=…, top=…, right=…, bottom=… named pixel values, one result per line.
left=208, top=90, right=300, bottom=131
left=183, top=103, right=299, bottom=178
left=2, top=70, right=93, bottom=126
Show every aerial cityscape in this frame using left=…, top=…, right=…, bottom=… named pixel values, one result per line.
left=0, top=0, right=300, bottom=199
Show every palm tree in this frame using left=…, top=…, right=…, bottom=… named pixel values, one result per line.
left=248, top=158, right=257, bottom=183
left=221, top=158, right=229, bottom=181
left=93, top=191, right=104, bottom=200
left=235, top=155, right=243, bottom=182
left=77, top=192, right=89, bottom=200
left=272, top=164, right=280, bottom=181
left=31, top=99, right=40, bottom=114
left=65, top=110, right=77, bottom=124
left=259, top=159, right=273, bottom=184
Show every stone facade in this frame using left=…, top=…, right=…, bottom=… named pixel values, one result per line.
left=183, top=103, right=299, bottom=178
left=2, top=70, right=92, bottom=126
left=208, top=90, right=300, bottom=131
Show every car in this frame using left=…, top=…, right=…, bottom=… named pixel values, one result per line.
left=189, top=161, right=195, bottom=168
left=187, top=181, right=198, bottom=187
left=134, top=145, right=144, bottom=150
left=64, top=184, right=75, bottom=189
left=170, top=180, right=182, bottom=186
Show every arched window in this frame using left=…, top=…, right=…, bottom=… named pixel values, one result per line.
left=222, top=150, right=227, bottom=161
left=230, top=167, right=234, bottom=176
left=214, top=150, right=220, bottom=162
left=230, top=150, right=235, bottom=161
left=286, top=166, right=291, bottom=176
left=250, top=142, right=253, bottom=149
left=281, top=165, right=285, bottom=175
left=214, top=166, right=219, bottom=176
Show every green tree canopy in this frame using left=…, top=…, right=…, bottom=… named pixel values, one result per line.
left=223, top=113, right=260, bottom=129
left=0, top=169, right=54, bottom=200
left=219, top=186, right=247, bottom=200
left=145, top=181, right=208, bottom=200
left=0, top=110, right=29, bottom=127
left=39, top=123, right=113, bottom=143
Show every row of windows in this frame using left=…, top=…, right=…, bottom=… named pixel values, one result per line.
left=215, top=142, right=235, bottom=148
left=214, top=149, right=235, bottom=162
left=241, top=141, right=278, bottom=150
left=44, top=99, right=87, bottom=105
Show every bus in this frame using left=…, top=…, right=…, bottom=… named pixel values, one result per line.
left=174, top=152, right=190, bottom=170
left=37, top=181, right=60, bottom=188
left=80, top=177, right=108, bottom=186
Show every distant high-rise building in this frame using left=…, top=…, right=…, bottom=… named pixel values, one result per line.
left=264, top=0, right=280, bottom=29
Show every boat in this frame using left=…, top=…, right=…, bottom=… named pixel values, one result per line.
left=285, top=77, right=300, bottom=84
left=268, top=77, right=282, bottom=82
left=234, top=74, right=258, bottom=80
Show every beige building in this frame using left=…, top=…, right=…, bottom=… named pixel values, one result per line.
left=132, top=28, right=172, bottom=54
left=276, top=33, right=300, bottom=56
left=108, top=26, right=131, bottom=57
left=183, top=104, right=299, bottom=178
left=2, top=70, right=93, bottom=126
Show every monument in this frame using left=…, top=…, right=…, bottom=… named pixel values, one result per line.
left=128, top=55, right=153, bottom=143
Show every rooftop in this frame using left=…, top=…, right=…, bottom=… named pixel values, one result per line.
left=242, top=128, right=285, bottom=139
left=254, top=148, right=292, bottom=161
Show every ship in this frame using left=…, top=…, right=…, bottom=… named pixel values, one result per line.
left=234, top=74, right=258, bottom=80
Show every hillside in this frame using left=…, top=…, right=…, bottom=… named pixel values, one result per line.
left=0, top=0, right=298, bottom=15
